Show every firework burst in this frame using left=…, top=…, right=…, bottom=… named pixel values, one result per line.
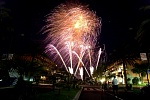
left=43, top=2, right=102, bottom=76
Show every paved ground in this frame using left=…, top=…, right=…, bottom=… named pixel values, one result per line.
left=0, top=86, right=19, bottom=100
left=0, top=84, right=149, bottom=100
left=78, top=85, right=148, bottom=100
left=78, top=86, right=120, bottom=100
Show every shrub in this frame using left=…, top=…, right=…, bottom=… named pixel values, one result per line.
left=132, top=77, right=139, bottom=85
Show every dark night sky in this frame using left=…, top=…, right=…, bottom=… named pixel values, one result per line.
left=2, top=0, right=150, bottom=54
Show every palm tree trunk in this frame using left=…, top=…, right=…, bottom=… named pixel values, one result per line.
left=123, top=61, right=128, bottom=89
left=28, top=54, right=36, bottom=81
left=146, top=52, right=150, bottom=85
left=146, top=71, right=149, bottom=85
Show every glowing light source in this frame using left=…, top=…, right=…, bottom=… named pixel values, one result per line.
left=69, top=67, right=73, bottom=74
left=90, top=66, right=94, bottom=75
left=41, top=76, right=46, bottom=80
left=79, top=67, right=83, bottom=80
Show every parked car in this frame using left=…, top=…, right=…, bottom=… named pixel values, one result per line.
left=141, top=84, right=150, bottom=95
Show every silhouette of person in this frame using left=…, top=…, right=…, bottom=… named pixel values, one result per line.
left=112, top=76, right=118, bottom=94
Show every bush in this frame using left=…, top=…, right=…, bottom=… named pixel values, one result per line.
left=127, top=78, right=131, bottom=83
left=132, top=77, right=139, bottom=85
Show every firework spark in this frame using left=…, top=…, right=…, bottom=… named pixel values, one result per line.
left=43, top=2, right=102, bottom=77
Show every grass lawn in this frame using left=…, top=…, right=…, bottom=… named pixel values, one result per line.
left=30, top=88, right=81, bottom=100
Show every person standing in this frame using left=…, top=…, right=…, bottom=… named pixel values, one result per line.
left=112, top=76, right=118, bottom=94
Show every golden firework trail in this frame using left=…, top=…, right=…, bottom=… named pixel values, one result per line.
left=43, top=2, right=102, bottom=77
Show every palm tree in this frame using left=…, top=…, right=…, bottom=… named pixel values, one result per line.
left=132, top=62, right=149, bottom=84
left=10, top=54, right=56, bottom=81
left=107, top=42, right=139, bottom=89
left=0, top=6, right=14, bottom=53
left=93, top=64, right=105, bottom=82
left=135, top=5, right=150, bottom=52
left=135, top=5, right=150, bottom=85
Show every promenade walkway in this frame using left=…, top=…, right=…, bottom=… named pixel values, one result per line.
left=78, top=84, right=146, bottom=100
left=0, top=84, right=148, bottom=100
